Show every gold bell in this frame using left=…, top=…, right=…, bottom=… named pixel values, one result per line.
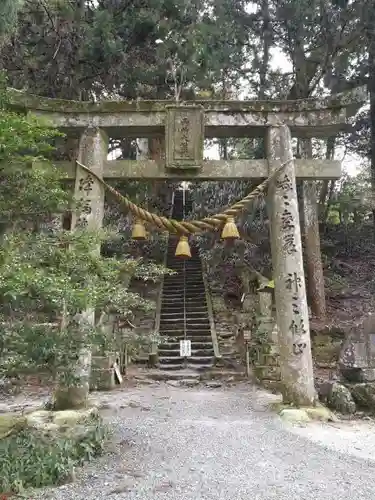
left=221, top=216, right=240, bottom=240
left=175, top=235, right=191, bottom=258
left=131, top=219, right=147, bottom=240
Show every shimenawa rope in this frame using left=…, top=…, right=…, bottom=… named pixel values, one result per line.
left=76, top=159, right=292, bottom=235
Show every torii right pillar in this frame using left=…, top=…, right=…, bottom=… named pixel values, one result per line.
left=266, top=125, right=317, bottom=406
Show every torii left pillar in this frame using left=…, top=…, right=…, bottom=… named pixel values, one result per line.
left=266, top=125, right=317, bottom=406
left=54, top=127, right=108, bottom=410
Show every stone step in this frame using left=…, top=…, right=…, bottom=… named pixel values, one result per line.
left=162, top=297, right=206, bottom=302
left=161, top=300, right=206, bottom=306
left=188, top=356, right=214, bottom=365
left=159, top=337, right=212, bottom=344
left=164, top=277, right=201, bottom=281
left=166, top=265, right=200, bottom=268
left=160, top=310, right=208, bottom=316
left=159, top=330, right=185, bottom=336
left=145, top=369, right=201, bottom=381
left=160, top=316, right=209, bottom=323
left=185, top=331, right=212, bottom=337
left=159, top=340, right=213, bottom=349
left=185, top=323, right=211, bottom=329
left=158, top=348, right=214, bottom=357
left=163, top=283, right=204, bottom=288
left=158, top=356, right=186, bottom=365
left=160, top=324, right=211, bottom=330
left=158, top=364, right=185, bottom=371
left=159, top=337, right=213, bottom=344
left=160, top=306, right=208, bottom=312
left=154, top=193, right=216, bottom=375
left=159, top=316, right=186, bottom=321
left=166, top=260, right=200, bottom=264
left=160, top=319, right=210, bottom=326
left=162, top=283, right=204, bottom=288
left=159, top=334, right=212, bottom=341
left=165, top=261, right=200, bottom=265
left=163, top=284, right=205, bottom=289
left=185, top=363, right=214, bottom=371
left=159, top=356, right=213, bottom=366
left=162, top=297, right=207, bottom=303
left=165, top=270, right=201, bottom=273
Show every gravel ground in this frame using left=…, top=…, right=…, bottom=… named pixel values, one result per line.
left=28, top=382, right=375, bottom=500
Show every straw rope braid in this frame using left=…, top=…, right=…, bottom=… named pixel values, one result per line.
left=76, top=159, right=292, bottom=235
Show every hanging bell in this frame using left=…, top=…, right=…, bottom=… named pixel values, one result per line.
left=221, top=216, right=240, bottom=240
left=131, top=219, right=147, bottom=240
left=175, top=235, right=191, bottom=258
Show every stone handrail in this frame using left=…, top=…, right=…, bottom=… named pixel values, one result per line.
left=200, top=259, right=221, bottom=361
left=150, top=191, right=175, bottom=362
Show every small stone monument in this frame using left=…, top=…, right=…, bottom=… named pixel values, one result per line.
left=339, top=313, right=375, bottom=382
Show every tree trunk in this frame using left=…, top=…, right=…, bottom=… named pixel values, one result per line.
left=259, top=0, right=271, bottom=100
left=299, top=140, right=326, bottom=318
left=368, top=14, right=375, bottom=238
left=319, top=136, right=336, bottom=223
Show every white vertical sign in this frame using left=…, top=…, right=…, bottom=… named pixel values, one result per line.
left=180, top=340, right=191, bottom=357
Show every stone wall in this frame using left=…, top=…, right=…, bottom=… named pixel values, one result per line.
left=208, top=267, right=281, bottom=381
left=210, top=294, right=244, bottom=370
left=126, top=278, right=161, bottom=365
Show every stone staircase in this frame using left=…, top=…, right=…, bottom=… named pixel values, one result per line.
left=157, top=190, right=216, bottom=372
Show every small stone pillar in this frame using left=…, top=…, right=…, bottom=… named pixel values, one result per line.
left=55, top=127, right=108, bottom=410
left=253, top=282, right=280, bottom=385
left=266, top=125, right=316, bottom=406
left=90, top=354, right=116, bottom=391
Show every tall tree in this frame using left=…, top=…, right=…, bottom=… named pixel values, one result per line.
left=0, top=0, right=24, bottom=40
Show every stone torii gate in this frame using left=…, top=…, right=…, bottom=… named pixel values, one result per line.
left=9, top=88, right=365, bottom=405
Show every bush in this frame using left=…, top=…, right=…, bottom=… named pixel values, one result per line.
left=0, top=420, right=107, bottom=494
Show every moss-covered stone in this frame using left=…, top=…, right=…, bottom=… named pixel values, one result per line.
left=311, top=332, right=342, bottom=365
left=305, top=406, right=336, bottom=422
left=279, top=408, right=310, bottom=423
left=278, top=405, right=335, bottom=423
left=53, top=385, right=89, bottom=410
left=350, top=382, right=375, bottom=410
left=327, top=383, right=356, bottom=414
left=7, top=86, right=366, bottom=114
left=53, top=407, right=98, bottom=427
left=0, top=413, right=27, bottom=439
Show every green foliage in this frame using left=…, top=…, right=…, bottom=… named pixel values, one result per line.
left=0, top=74, right=69, bottom=225
left=0, top=422, right=107, bottom=494
left=0, top=0, right=24, bottom=39
left=0, top=229, right=167, bottom=381
left=0, top=83, right=169, bottom=385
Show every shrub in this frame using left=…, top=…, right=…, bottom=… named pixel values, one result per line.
left=0, top=420, right=107, bottom=494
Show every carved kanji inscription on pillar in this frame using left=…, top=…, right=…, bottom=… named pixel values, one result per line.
left=165, top=105, right=204, bottom=170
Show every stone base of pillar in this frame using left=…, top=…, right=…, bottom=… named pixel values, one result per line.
left=54, top=385, right=89, bottom=410
left=90, top=354, right=117, bottom=391
left=251, top=318, right=281, bottom=388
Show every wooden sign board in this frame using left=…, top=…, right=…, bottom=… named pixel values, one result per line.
left=180, top=340, right=192, bottom=357
left=243, top=330, right=251, bottom=342
left=113, top=362, right=123, bottom=384
left=165, top=105, right=204, bottom=170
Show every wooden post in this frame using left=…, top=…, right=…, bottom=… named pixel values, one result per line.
left=266, top=125, right=316, bottom=406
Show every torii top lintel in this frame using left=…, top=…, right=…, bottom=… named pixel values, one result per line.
left=8, top=86, right=367, bottom=139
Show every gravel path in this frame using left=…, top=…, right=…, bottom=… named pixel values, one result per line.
left=31, top=382, right=375, bottom=500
